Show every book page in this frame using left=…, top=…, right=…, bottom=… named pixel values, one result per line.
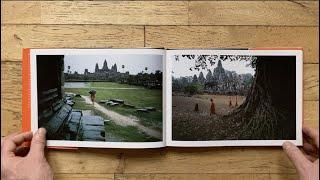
left=29, top=49, right=166, bottom=148
left=166, top=49, right=303, bottom=147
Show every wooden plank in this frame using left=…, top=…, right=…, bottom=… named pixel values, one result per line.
left=55, top=174, right=114, bottom=180
left=2, top=25, right=319, bottom=62
left=146, top=26, right=319, bottom=64
left=1, top=98, right=21, bottom=137
left=304, top=64, right=319, bottom=101
left=1, top=1, right=188, bottom=25
left=115, top=173, right=298, bottom=180
left=2, top=62, right=318, bottom=100
left=1, top=25, right=144, bottom=61
left=1, top=2, right=41, bottom=24
left=46, top=149, right=121, bottom=174
left=189, top=1, right=319, bottom=26
left=2, top=1, right=318, bottom=26
left=1, top=62, right=21, bottom=99
left=122, top=147, right=297, bottom=173
left=304, top=101, right=320, bottom=128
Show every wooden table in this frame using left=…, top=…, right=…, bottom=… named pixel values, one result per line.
left=1, top=1, right=319, bottom=179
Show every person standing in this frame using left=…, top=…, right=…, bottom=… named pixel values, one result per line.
left=88, top=89, right=96, bottom=105
left=210, top=98, right=216, bottom=115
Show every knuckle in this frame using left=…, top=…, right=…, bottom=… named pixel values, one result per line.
left=33, top=137, right=45, bottom=145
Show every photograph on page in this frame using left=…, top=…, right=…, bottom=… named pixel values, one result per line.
left=166, top=50, right=303, bottom=146
left=30, top=49, right=165, bottom=148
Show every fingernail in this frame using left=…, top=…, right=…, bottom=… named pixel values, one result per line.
left=283, top=142, right=291, bottom=149
left=38, top=128, right=46, bottom=135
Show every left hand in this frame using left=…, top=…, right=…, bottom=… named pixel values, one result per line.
left=1, top=128, right=53, bottom=180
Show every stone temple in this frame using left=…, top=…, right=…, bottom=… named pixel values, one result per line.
left=95, top=60, right=118, bottom=74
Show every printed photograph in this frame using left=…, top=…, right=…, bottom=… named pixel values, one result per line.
left=172, top=55, right=296, bottom=141
left=36, top=54, right=163, bottom=142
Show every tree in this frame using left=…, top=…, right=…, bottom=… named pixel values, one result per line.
left=176, top=55, right=295, bottom=140
left=67, top=66, right=71, bottom=74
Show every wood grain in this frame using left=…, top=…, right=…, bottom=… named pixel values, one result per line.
left=189, top=1, right=319, bottom=26
left=1, top=2, right=41, bottom=24
left=145, top=26, right=319, bottom=63
left=1, top=25, right=144, bottom=61
left=2, top=1, right=319, bottom=26
left=2, top=25, right=319, bottom=62
left=46, top=149, right=121, bottom=174
left=55, top=174, right=114, bottom=180
left=1, top=1, right=188, bottom=25
left=304, top=64, right=319, bottom=101
left=1, top=0, right=319, bottom=179
left=2, top=62, right=318, bottom=101
left=120, top=147, right=296, bottom=173
left=115, top=173, right=298, bottom=180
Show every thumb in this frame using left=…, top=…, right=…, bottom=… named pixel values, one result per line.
left=29, top=128, right=47, bottom=157
left=283, top=141, right=310, bottom=174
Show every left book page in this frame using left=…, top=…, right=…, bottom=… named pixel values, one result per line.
left=22, top=49, right=166, bottom=148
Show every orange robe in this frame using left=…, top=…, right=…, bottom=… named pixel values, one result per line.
left=210, top=102, right=216, bottom=115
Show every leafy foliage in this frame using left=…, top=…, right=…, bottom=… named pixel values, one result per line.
left=174, top=55, right=257, bottom=71
left=184, top=83, right=203, bottom=95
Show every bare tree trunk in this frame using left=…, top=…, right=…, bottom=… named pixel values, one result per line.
left=227, top=57, right=296, bottom=140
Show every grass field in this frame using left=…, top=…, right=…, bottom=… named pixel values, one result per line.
left=65, top=82, right=163, bottom=130
left=72, top=96, right=160, bottom=142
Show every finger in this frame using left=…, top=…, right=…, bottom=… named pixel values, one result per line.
left=10, top=132, right=33, bottom=145
left=2, top=132, right=33, bottom=154
left=1, top=133, right=19, bottom=148
left=304, top=154, right=317, bottom=162
left=15, top=146, right=30, bottom=157
left=303, top=126, right=319, bottom=148
left=283, top=142, right=310, bottom=173
left=303, top=142, right=318, bottom=154
left=29, top=128, right=47, bottom=158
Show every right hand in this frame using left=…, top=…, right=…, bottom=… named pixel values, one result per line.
left=283, top=126, right=319, bottom=180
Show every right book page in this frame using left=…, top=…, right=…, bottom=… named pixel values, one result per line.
left=165, top=49, right=303, bottom=147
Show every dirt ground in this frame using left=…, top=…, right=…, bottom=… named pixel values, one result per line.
left=173, top=94, right=245, bottom=116
left=172, top=94, right=246, bottom=141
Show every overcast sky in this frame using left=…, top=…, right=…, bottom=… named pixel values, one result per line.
left=64, top=54, right=163, bottom=75
left=172, top=56, right=255, bottom=78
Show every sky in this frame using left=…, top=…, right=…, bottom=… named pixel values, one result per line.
left=64, top=54, right=163, bottom=75
left=172, top=55, right=256, bottom=78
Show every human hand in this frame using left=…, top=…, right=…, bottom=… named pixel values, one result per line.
left=283, top=126, right=319, bottom=180
left=1, top=128, right=53, bottom=180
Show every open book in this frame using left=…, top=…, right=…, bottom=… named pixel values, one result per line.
left=22, top=48, right=303, bottom=148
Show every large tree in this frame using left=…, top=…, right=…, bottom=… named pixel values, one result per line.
left=175, top=55, right=296, bottom=140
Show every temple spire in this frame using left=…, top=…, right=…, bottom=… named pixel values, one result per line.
left=102, top=60, right=108, bottom=71
left=217, top=60, right=222, bottom=68
left=95, top=63, right=99, bottom=73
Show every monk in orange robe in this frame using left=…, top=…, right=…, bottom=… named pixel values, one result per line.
left=210, top=98, right=216, bottom=115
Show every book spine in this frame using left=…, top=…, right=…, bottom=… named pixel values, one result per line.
left=22, top=48, right=31, bottom=132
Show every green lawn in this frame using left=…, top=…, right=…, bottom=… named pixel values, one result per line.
left=72, top=96, right=160, bottom=142
left=66, top=82, right=163, bottom=129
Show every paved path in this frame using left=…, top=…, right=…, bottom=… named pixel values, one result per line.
left=82, top=95, right=161, bottom=139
